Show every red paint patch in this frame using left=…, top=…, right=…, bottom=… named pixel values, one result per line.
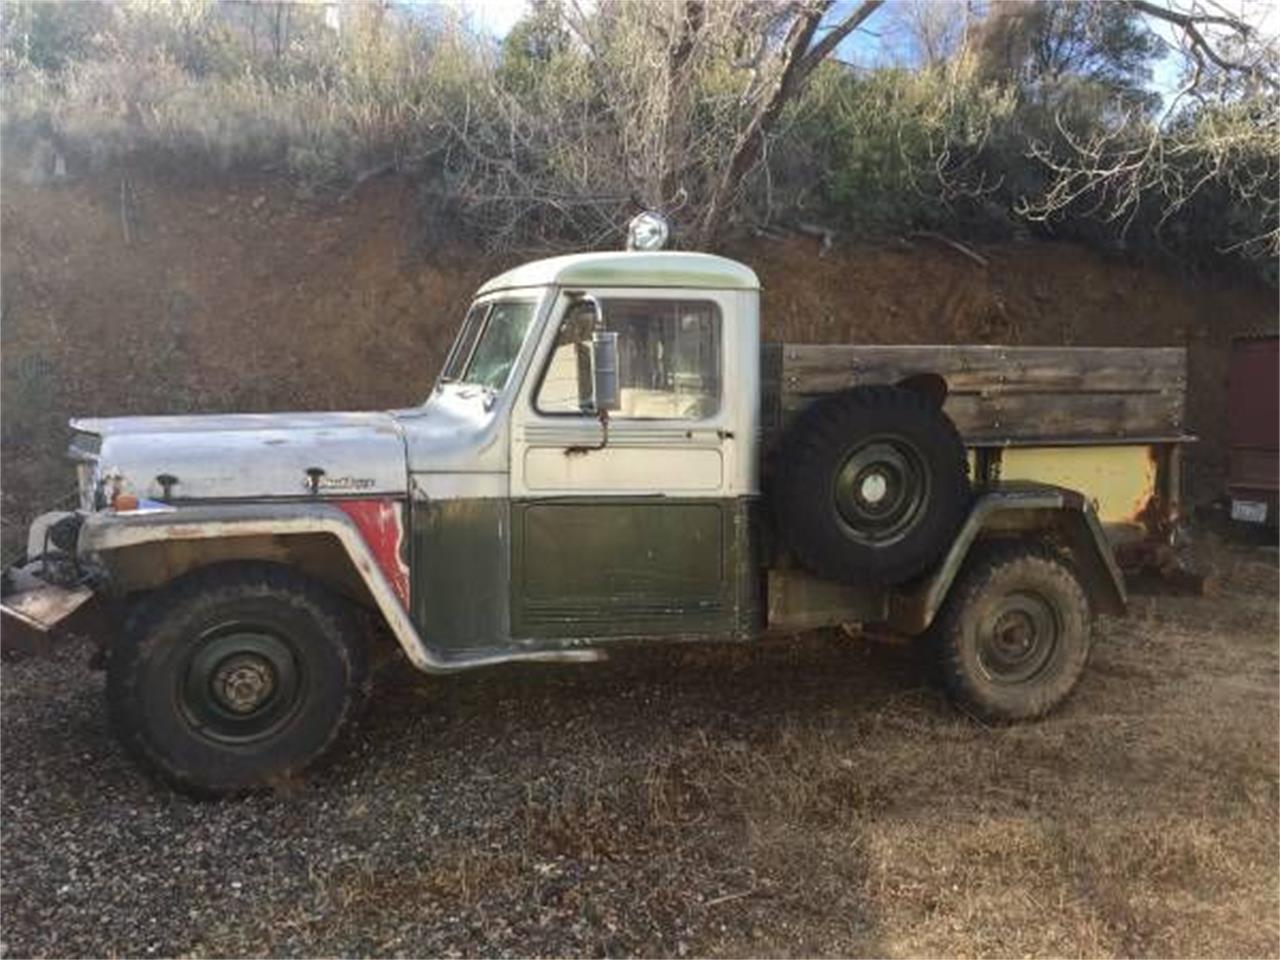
left=336, top=499, right=410, bottom=607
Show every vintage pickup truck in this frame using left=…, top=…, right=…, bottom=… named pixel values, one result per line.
left=3, top=213, right=1191, bottom=796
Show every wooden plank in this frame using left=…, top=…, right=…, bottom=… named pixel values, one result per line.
left=780, top=345, right=1186, bottom=396
left=941, top=391, right=1184, bottom=440
left=782, top=344, right=1187, bottom=381
left=781, top=389, right=1185, bottom=442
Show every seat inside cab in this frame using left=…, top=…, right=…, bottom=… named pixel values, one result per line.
left=537, top=299, right=720, bottom=421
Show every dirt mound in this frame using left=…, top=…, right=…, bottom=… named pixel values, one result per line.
left=2, top=170, right=1275, bottom=551
left=1, top=173, right=501, bottom=553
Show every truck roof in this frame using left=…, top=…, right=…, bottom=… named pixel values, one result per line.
left=477, top=251, right=759, bottom=295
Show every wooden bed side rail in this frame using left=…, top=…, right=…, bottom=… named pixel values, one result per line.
left=763, top=343, right=1188, bottom=445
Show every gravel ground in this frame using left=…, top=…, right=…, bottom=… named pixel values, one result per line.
left=2, top=540, right=1276, bottom=958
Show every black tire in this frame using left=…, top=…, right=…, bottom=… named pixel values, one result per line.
left=775, top=385, right=969, bottom=584
left=932, top=542, right=1092, bottom=722
left=107, top=563, right=368, bottom=797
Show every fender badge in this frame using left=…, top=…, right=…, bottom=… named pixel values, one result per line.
left=304, top=468, right=376, bottom=494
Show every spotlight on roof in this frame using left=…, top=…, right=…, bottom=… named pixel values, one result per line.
left=626, top=211, right=670, bottom=252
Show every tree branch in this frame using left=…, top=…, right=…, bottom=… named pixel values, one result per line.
left=795, top=0, right=885, bottom=87
left=1125, top=0, right=1277, bottom=88
left=694, top=0, right=885, bottom=245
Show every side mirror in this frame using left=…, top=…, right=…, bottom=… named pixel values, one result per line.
left=591, top=330, right=620, bottom=413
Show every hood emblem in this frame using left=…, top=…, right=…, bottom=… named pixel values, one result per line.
left=304, top=467, right=376, bottom=495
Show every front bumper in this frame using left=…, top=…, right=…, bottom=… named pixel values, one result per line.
left=1, top=510, right=97, bottom=657
left=1, top=563, right=95, bottom=656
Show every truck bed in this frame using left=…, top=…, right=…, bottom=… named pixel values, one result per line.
left=761, top=343, right=1191, bottom=559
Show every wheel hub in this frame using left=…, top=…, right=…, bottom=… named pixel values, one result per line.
left=180, top=626, right=303, bottom=744
left=977, top=592, right=1059, bottom=684
left=832, top=438, right=929, bottom=545
left=213, top=654, right=277, bottom=714
left=993, top=610, right=1035, bottom=653
left=859, top=471, right=889, bottom=505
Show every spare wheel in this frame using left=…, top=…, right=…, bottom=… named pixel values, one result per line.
left=775, top=384, right=970, bottom=584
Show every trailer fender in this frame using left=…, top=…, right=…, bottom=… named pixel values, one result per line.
left=79, top=502, right=600, bottom=674
left=887, top=483, right=1127, bottom=635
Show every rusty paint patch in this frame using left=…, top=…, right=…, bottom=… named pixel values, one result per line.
left=336, top=499, right=410, bottom=607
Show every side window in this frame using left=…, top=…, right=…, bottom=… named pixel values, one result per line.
left=536, top=299, right=722, bottom=420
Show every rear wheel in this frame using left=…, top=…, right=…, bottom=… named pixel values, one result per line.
left=107, top=563, right=368, bottom=797
left=931, top=542, right=1091, bottom=721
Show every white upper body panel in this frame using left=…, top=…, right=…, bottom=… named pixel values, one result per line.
left=70, top=254, right=765, bottom=506
left=478, top=252, right=760, bottom=295
left=72, top=411, right=409, bottom=502
left=508, top=285, right=761, bottom=499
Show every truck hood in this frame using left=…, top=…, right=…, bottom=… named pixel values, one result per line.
left=73, top=411, right=410, bottom=502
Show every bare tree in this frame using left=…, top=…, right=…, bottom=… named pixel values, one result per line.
left=1021, top=0, right=1278, bottom=256
left=1125, top=0, right=1278, bottom=92
left=695, top=0, right=884, bottom=245
left=890, top=0, right=970, bottom=67
left=438, top=0, right=885, bottom=251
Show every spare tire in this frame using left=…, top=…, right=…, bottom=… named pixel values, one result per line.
left=775, top=385, right=970, bottom=585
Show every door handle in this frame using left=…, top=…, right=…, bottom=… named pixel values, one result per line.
left=564, top=410, right=610, bottom=456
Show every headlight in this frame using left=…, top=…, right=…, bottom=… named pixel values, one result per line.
left=626, top=211, right=670, bottom=251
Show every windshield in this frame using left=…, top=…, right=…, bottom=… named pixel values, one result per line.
left=438, top=299, right=538, bottom=392
left=440, top=303, right=487, bottom=384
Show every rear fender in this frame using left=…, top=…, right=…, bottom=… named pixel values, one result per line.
left=888, top=483, right=1127, bottom=635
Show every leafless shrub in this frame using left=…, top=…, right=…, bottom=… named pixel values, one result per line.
left=1, top=0, right=1274, bottom=265
left=1024, top=95, right=1279, bottom=255
left=437, top=0, right=886, bottom=252
left=1023, top=1, right=1280, bottom=256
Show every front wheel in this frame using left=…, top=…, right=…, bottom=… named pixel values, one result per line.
left=931, top=542, right=1092, bottom=722
left=107, top=563, right=368, bottom=797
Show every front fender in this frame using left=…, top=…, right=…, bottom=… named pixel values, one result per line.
left=79, top=502, right=599, bottom=674
left=80, top=501, right=441, bottom=668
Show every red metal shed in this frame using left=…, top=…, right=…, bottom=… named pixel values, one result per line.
left=1226, top=333, right=1279, bottom=526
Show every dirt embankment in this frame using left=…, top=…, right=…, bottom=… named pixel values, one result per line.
left=2, top=170, right=1275, bottom=547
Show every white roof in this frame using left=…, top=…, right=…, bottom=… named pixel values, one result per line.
left=477, top=251, right=759, bottom=295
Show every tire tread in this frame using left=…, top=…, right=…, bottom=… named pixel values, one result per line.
left=107, top=562, right=368, bottom=798
left=932, top=540, right=1091, bottom=722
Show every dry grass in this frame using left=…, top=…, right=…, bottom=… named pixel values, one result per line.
left=252, top=542, right=1280, bottom=956
left=1, top=539, right=1275, bottom=957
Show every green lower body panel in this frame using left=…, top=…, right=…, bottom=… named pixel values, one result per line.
left=411, top=496, right=510, bottom=652
left=412, top=493, right=762, bottom=652
left=511, top=497, right=757, bottom=641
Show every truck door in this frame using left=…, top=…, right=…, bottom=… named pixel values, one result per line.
left=509, top=290, right=741, bottom=641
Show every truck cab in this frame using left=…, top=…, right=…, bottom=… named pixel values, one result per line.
left=410, top=252, right=761, bottom=653
left=6, top=220, right=1160, bottom=796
